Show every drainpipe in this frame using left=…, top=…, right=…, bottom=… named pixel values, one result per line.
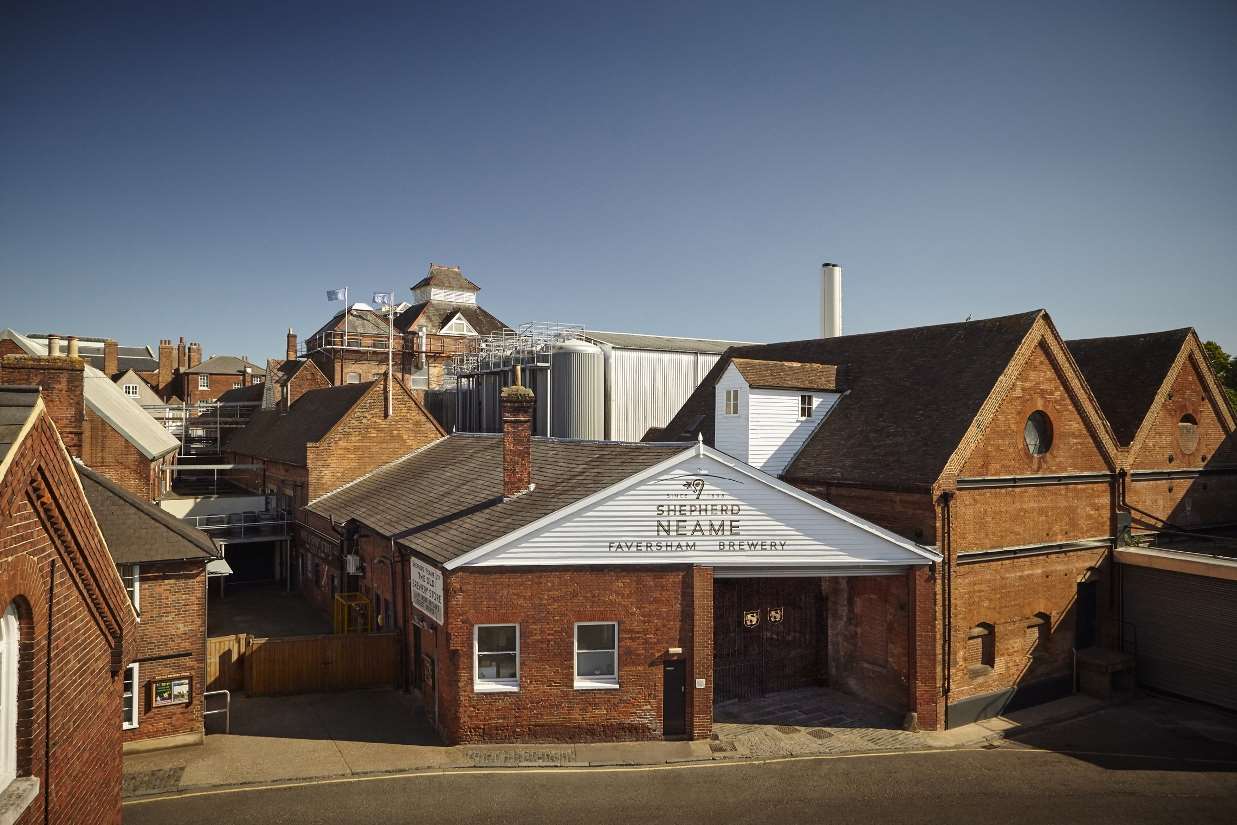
left=940, top=492, right=953, bottom=721
left=43, top=560, right=56, bottom=825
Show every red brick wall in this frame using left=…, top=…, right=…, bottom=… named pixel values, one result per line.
left=1126, top=475, right=1237, bottom=530
left=1, top=413, right=133, bottom=825
left=796, top=484, right=936, bottom=543
left=824, top=574, right=911, bottom=714
left=82, top=408, right=166, bottom=501
left=182, top=372, right=261, bottom=405
left=1, top=354, right=86, bottom=457
left=284, top=361, right=330, bottom=408
left=123, top=561, right=206, bottom=746
left=950, top=483, right=1113, bottom=552
left=1132, top=355, right=1231, bottom=472
left=439, top=566, right=698, bottom=744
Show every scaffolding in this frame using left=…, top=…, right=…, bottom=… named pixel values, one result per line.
left=144, top=401, right=260, bottom=456
left=446, top=321, right=586, bottom=380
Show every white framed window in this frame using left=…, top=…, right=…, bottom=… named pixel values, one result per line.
left=799, top=394, right=813, bottom=419
left=441, top=314, right=477, bottom=336
left=0, top=603, right=19, bottom=786
left=346, top=372, right=361, bottom=384
left=474, top=624, right=519, bottom=692
left=122, top=662, right=139, bottom=730
left=574, top=622, right=618, bottom=689
left=724, top=388, right=740, bottom=416
left=232, top=382, right=241, bottom=389
left=123, top=383, right=140, bottom=398
left=198, top=374, right=209, bottom=390
left=119, top=564, right=140, bottom=618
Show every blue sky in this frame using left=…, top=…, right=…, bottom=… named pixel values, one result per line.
left=2, top=0, right=1235, bottom=360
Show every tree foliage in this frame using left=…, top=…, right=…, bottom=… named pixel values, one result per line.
left=1202, top=340, right=1237, bottom=409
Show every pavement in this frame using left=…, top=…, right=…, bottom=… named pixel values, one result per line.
left=207, top=585, right=333, bottom=638
left=122, top=686, right=1123, bottom=799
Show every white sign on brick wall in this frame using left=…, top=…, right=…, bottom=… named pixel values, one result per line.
left=410, top=556, right=444, bottom=625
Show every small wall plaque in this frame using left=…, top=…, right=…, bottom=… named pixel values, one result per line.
left=152, top=675, right=191, bottom=707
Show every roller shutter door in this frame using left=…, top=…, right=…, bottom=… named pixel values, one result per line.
left=1122, top=565, right=1237, bottom=710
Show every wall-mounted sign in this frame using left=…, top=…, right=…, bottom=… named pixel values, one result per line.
left=153, top=676, right=191, bottom=707
left=742, top=610, right=760, bottom=629
left=768, top=607, right=784, bottom=624
left=410, top=556, right=444, bottom=625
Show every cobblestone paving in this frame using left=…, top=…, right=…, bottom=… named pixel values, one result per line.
left=713, top=687, right=927, bottom=757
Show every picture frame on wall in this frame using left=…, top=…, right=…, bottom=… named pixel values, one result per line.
left=152, top=675, right=191, bottom=707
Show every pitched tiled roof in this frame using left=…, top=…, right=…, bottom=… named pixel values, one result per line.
left=307, top=435, right=685, bottom=564
left=0, top=386, right=41, bottom=475
left=215, top=382, right=265, bottom=405
left=77, top=462, right=216, bottom=564
left=1065, top=329, right=1191, bottom=446
left=224, top=381, right=374, bottom=465
left=731, top=359, right=840, bottom=391
left=411, top=264, right=481, bottom=293
left=26, top=335, right=158, bottom=375
left=184, top=355, right=266, bottom=376
left=655, top=311, right=1043, bottom=489
left=395, top=302, right=509, bottom=336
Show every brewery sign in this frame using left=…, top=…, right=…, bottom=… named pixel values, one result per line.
left=410, top=556, right=444, bottom=625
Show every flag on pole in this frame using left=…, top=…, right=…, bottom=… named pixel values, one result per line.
left=373, top=292, right=393, bottom=307
left=326, top=289, right=346, bottom=301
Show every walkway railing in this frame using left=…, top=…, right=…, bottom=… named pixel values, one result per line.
left=203, top=689, right=231, bottom=734
left=185, top=510, right=291, bottom=542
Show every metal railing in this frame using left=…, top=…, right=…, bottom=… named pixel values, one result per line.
left=203, top=689, right=230, bottom=734
left=303, top=330, right=478, bottom=356
left=184, top=510, right=291, bottom=541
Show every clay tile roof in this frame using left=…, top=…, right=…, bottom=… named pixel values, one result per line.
left=76, top=462, right=217, bottom=564
left=184, top=355, right=266, bottom=376
left=411, top=264, right=480, bottom=293
left=394, top=302, right=509, bottom=336
left=1065, top=329, right=1192, bottom=446
left=224, top=381, right=374, bottom=465
left=655, top=310, right=1044, bottom=489
left=731, top=358, right=840, bottom=391
left=307, top=435, right=685, bottom=564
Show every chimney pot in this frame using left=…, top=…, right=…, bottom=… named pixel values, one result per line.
left=501, top=383, right=535, bottom=498
left=66, top=336, right=79, bottom=358
left=47, top=335, right=61, bottom=357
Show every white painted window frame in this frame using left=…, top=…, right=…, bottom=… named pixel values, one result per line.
left=573, top=621, right=619, bottom=690
left=123, top=383, right=140, bottom=398
left=473, top=624, right=519, bottom=693
left=120, top=564, right=140, bottom=619
left=122, top=662, right=139, bottom=730
left=799, top=394, right=814, bottom=419
left=197, top=374, right=210, bottom=390
left=724, top=388, right=740, bottom=416
left=0, top=603, right=18, bottom=786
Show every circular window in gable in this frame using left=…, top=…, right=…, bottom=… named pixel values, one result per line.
left=1178, top=413, right=1199, bottom=455
left=1024, top=411, right=1053, bottom=456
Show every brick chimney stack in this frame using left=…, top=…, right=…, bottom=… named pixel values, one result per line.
left=158, top=339, right=174, bottom=390
left=177, top=337, right=188, bottom=372
left=0, top=348, right=86, bottom=457
left=103, top=339, right=119, bottom=375
left=188, top=341, right=202, bottom=369
left=286, top=328, right=298, bottom=362
left=500, top=376, right=534, bottom=499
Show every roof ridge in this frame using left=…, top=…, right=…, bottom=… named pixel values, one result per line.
left=308, top=434, right=451, bottom=506
left=75, top=461, right=217, bottom=558
left=732, top=309, right=1044, bottom=353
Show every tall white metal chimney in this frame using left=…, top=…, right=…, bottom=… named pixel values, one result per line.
left=821, top=262, right=842, bottom=338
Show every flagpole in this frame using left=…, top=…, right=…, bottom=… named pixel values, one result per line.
left=387, top=287, right=394, bottom=416
left=344, top=286, right=349, bottom=344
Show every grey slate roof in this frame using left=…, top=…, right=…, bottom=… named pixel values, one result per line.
left=224, top=381, right=374, bottom=465
left=394, top=302, right=509, bottom=337
left=1066, top=329, right=1192, bottom=446
left=0, top=386, right=41, bottom=473
left=184, top=355, right=267, bottom=376
left=307, top=434, right=686, bottom=564
left=76, top=462, right=217, bottom=564
left=412, top=264, right=481, bottom=293
left=655, top=310, right=1044, bottom=490
left=583, top=330, right=757, bottom=353
left=27, top=335, right=158, bottom=375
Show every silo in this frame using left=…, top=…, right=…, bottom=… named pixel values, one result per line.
left=550, top=338, right=605, bottom=440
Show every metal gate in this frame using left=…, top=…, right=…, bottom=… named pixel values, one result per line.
left=1122, top=565, right=1237, bottom=710
left=714, top=577, right=825, bottom=702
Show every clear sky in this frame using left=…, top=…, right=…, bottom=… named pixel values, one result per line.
left=2, top=0, right=1235, bottom=361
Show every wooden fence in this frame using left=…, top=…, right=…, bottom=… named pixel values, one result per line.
left=206, top=632, right=399, bottom=697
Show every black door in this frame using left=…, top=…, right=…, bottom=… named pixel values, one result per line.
left=663, top=659, right=687, bottom=737
left=1075, top=581, right=1097, bottom=650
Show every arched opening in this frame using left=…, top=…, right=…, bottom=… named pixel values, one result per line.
left=1178, top=413, right=1199, bottom=455
left=0, top=602, right=18, bottom=786
left=1024, top=411, right=1053, bottom=456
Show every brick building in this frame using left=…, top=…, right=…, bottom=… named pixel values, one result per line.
left=0, top=385, right=136, bottom=825
left=177, top=354, right=266, bottom=405
left=0, top=330, right=180, bottom=501
left=301, top=264, right=509, bottom=390
left=306, top=384, right=938, bottom=744
left=77, top=463, right=217, bottom=752
left=223, top=371, right=443, bottom=601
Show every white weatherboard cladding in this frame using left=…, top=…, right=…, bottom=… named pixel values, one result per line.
left=713, top=363, right=749, bottom=462
left=747, top=388, right=838, bottom=476
left=604, top=349, right=721, bottom=442
left=412, top=285, right=477, bottom=305
left=462, top=450, right=935, bottom=572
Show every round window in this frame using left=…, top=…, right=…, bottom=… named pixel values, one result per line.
left=1024, top=411, right=1053, bottom=456
left=1178, top=414, right=1199, bottom=455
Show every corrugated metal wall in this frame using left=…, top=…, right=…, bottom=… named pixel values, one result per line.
left=1122, top=565, right=1237, bottom=710
left=605, top=349, right=720, bottom=442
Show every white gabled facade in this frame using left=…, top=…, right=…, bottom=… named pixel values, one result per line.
left=713, top=362, right=839, bottom=476
left=444, top=444, right=938, bottom=576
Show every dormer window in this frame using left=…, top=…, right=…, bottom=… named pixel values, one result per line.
left=799, top=394, right=813, bottom=419
left=724, top=389, right=740, bottom=416
left=442, top=314, right=477, bottom=336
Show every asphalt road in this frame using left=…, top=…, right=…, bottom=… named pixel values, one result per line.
left=124, top=742, right=1237, bottom=825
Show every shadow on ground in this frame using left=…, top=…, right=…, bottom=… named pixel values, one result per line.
left=211, top=689, right=443, bottom=746
left=207, top=583, right=333, bottom=637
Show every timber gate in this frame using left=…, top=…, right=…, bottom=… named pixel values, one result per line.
left=206, top=632, right=399, bottom=697
left=714, top=577, right=826, bottom=702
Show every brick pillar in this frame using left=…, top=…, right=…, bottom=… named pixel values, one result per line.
left=177, top=337, right=188, bottom=372
left=907, top=565, right=943, bottom=730
left=689, top=565, right=714, bottom=739
left=1, top=353, right=85, bottom=456
left=188, top=341, right=202, bottom=369
left=500, top=384, right=534, bottom=498
left=158, top=339, right=174, bottom=391
left=103, top=339, right=119, bottom=376
left=286, top=328, right=298, bottom=362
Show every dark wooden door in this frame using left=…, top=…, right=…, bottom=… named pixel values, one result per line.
left=714, top=578, right=825, bottom=702
left=663, top=659, right=687, bottom=736
left=1075, top=581, right=1097, bottom=650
